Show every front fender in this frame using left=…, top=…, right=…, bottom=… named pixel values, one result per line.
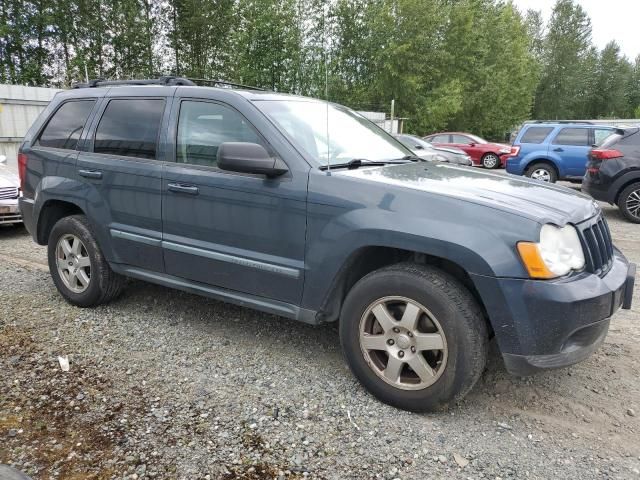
left=301, top=190, right=538, bottom=313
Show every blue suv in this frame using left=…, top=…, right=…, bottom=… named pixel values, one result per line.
left=506, top=123, right=615, bottom=183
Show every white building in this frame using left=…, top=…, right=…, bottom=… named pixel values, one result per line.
left=0, top=84, right=63, bottom=171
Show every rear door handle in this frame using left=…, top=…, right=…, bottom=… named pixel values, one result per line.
left=553, top=148, right=564, bottom=152
left=78, top=169, right=103, bottom=179
left=167, top=183, right=199, bottom=195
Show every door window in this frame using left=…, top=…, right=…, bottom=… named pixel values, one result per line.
left=520, top=126, right=553, bottom=144
left=94, top=99, right=165, bottom=159
left=552, top=128, right=590, bottom=146
left=176, top=101, right=262, bottom=167
left=36, top=100, right=96, bottom=150
left=451, top=134, right=472, bottom=144
left=430, top=134, right=450, bottom=143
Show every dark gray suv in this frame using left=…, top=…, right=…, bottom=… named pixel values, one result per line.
left=18, top=77, right=635, bottom=412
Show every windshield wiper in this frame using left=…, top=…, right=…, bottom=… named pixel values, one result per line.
left=319, top=158, right=414, bottom=171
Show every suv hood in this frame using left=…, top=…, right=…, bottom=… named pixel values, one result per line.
left=338, top=162, right=599, bottom=225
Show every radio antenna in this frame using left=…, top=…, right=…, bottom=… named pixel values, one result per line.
left=323, top=2, right=330, bottom=175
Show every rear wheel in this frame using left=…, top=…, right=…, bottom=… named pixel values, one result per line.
left=481, top=153, right=501, bottom=169
left=339, top=263, right=488, bottom=412
left=617, top=182, right=640, bottom=223
left=48, top=215, right=124, bottom=307
left=526, top=162, right=557, bottom=183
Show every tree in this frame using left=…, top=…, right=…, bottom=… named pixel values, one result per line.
left=533, top=0, right=592, bottom=119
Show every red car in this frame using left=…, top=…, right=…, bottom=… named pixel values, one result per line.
left=423, top=132, right=511, bottom=169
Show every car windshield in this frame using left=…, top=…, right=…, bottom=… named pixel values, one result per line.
left=467, top=134, right=487, bottom=144
left=255, top=100, right=411, bottom=166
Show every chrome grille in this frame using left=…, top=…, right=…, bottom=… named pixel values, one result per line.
left=0, top=186, right=19, bottom=200
left=580, top=215, right=614, bottom=275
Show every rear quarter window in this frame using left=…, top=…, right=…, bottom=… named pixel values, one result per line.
left=519, top=126, right=553, bottom=144
left=36, top=100, right=96, bottom=150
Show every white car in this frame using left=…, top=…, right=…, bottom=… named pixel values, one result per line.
left=0, top=155, right=22, bottom=225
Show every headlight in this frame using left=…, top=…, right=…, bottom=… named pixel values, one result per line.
left=499, top=147, right=511, bottom=154
left=517, top=224, right=585, bottom=279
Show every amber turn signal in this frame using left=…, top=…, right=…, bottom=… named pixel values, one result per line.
left=516, top=242, right=557, bottom=279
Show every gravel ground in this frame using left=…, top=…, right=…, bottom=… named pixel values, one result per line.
left=1, top=198, right=639, bottom=480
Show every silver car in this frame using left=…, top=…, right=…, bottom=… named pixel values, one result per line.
left=0, top=155, right=22, bottom=225
left=395, top=134, right=472, bottom=166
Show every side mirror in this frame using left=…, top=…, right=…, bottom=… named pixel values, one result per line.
left=0, top=155, right=6, bottom=165
left=469, top=142, right=476, bottom=147
left=414, top=145, right=424, bottom=150
left=217, top=142, right=288, bottom=177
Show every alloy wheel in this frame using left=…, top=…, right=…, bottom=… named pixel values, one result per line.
left=483, top=154, right=498, bottom=169
left=358, top=296, right=448, bottom=391
left=56, top=234, right=91, bottom=293
left=531, top=168, right=551, bottom=182
left=626, top=188, right=640, bottom=219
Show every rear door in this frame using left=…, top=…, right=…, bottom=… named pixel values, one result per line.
left=161, top=96, right=309, bottom=305
left=550, top=127, right=591, bottom=176
left=76, top=88, right=171, bottom=272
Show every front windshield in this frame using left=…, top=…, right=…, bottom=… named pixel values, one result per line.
left=255, top=100, right=411, bottom=166
left=467, top=134, right=487, bottom=144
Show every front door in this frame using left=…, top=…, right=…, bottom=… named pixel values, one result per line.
left=76, top=92, right=169, bottom=272
left=161, top=98, right=308, bottom=305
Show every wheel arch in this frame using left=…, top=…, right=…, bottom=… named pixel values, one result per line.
left=317, top=245, right=491, bottom=335
left=524, top=158, right=560, bottom=177
left=35, top=199, right=85, bottom=245
left=612, top=173, right=640, bottom=204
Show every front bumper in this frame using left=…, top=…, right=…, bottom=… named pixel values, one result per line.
left=0, top=201, right=22, bottom=224
left=471, top=251, right=635, bottom=376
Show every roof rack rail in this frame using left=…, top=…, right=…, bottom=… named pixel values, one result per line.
left=187, top=78, right=265, bottom=91
left=531, top=120, right=594, bottom=125
left=73, top=76, right=195, bottom=88
left=72, top=76, right=265, bottom=91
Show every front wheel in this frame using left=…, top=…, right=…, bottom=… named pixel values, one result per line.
left=482, top=153, right=501, bottom=169
left=618, top=182, right=640, bottom=223
left=525, top=162, right=557, bottom=183
left=339, top=263, right=488, bottom=412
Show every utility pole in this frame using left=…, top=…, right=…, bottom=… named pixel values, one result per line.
left=390, top=99, right=395, bottom=134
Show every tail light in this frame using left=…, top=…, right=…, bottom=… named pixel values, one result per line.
left=508, top=146, right=520, bottom=157
left=18, top=153, right=28, bottom=191
left=590, top=149, right=623, bottom=160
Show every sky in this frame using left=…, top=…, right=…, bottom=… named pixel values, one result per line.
left=511, top=0, right=640, bottom=60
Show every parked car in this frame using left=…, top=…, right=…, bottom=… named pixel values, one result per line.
left=395, top=134, right=472, bottom=166
left=422, top=132, right=510, bottom=169
left=506, top=123, right=615, bottom=183
left=18, top=77, right=635, bottom=412
left=583, top=127, right=640, bottom=223
left=0, top=155, right=23, bottom=225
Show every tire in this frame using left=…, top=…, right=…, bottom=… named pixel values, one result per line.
left=481, top=153, right=501, bottom=169
left=617, top=182, right=640, bottom=224
left=47, top=214, right=124, bottom=307
left=525, top=162, right=557, bottom=183
left=339, top=263, right=488, bottom=412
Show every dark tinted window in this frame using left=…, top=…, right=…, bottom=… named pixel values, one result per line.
left=520, top=126, right=553, bottom=144
left=552, top=128, right=590, bottom=146
left=176, top=101, right=261, bottom=167
left=94, top=99, right=165, bottom=159
left=36, top=100, right=96, bottom=150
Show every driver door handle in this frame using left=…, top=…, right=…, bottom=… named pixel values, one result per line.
left=553, top=148, right=564, bottom=152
